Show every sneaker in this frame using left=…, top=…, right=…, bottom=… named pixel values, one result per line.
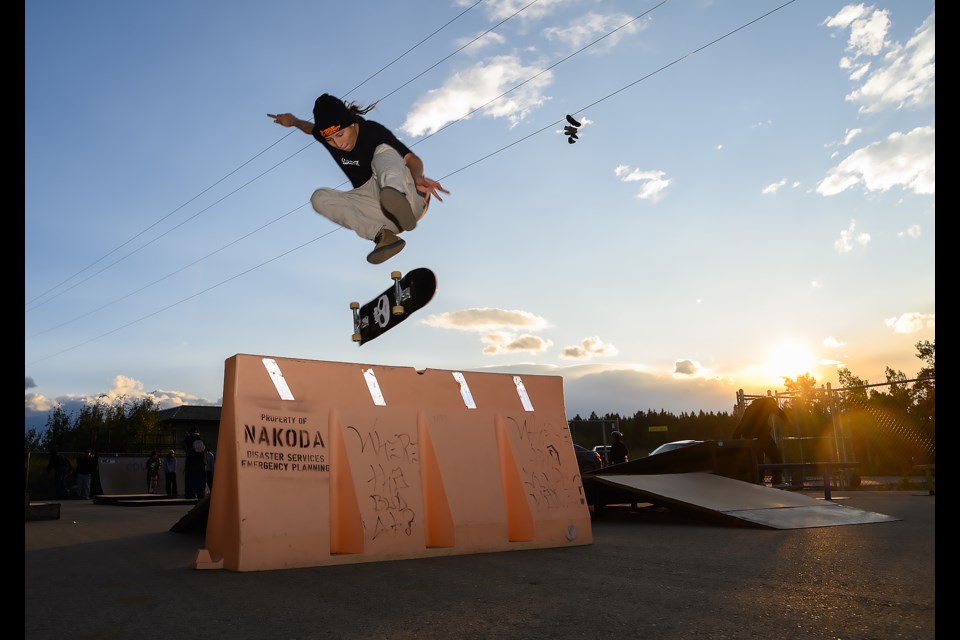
left=380, top=187, right=417, bottom=231
left=366, top=228, right=406, bottom=264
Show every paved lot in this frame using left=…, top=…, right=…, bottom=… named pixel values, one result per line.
left=26, top=489, right=934, bottom=639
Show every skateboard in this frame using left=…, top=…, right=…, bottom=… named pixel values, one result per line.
left=350, top=268, right=437, bottom=345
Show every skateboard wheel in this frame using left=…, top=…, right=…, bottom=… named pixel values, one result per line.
left=350, top=301, right=359, bottom=309
left=391, top=270, right=401, bottom=279
left=392, top=305, right=404, bottom=316
left=351, top=333, right=361, bottom=342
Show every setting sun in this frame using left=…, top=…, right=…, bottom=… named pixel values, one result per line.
left=763, top=342, right=815, bottom=382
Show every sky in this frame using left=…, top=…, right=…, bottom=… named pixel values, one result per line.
left=25, top=0, right=935, bottom=432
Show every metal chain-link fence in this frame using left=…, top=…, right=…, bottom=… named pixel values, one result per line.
left=738, top=376, right=935, bottom=484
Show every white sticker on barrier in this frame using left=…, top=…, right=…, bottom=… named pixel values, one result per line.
left=452, top=372, right=477, bottom=409
left=363, top=368, right=387, bottom=406
left=513, top=376, right=534, bottom=412
left=262, top=358, right=295, bottom=400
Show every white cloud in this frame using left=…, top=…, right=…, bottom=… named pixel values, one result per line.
left=423, top=307, right=550, bottom=332
left=818, top=359, right=846, bottom=369
left=401, top=56, right=553, bottom=136
left=481, top=333, right=553, bottom=355
left=762, top=178, right=788, bottom=195
left=817, top=125, right=935, bottom=196
left=474, top=362, right=741, bottom=418
left=150, top=387, right=216, bottom=408
left=899, top=224, right=921, bottom=239
left=825, top=5, right=935, bottom=113
left=884, top=312, right=935, bottom=334
left=542, top=12, right=646, bottom=53
left=25, top=392, right=55, bottom=414
left=424, top=308, right=554, bottom=357
left=26, top=376, right=36, bottom=390
left=824, top=4, right=890, bottom=58
left=465, top=0, right=567, bottom=23
left=834, top=219, right=871, bottom=253
left=24, top=375, right=220, bottom=432
left=822, top=336, right=846, bottom=349
left=673, top=359, right=699, bottom=376
left=454, top=31, right=506, bottom=55
left=560, top=336, right=618, bottom=360
left=842, top=128, right=863, bottom=145
left=615, top=165, right=671, bottom=202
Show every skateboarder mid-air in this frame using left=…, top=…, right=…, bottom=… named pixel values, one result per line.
left=268, top=94, right=450, bottom=264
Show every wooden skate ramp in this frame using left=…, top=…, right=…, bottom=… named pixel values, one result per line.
left=195, top=355, right=592, bottom=571
left=593, top=472, right=900, bottom=529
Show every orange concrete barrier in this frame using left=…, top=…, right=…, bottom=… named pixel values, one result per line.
left=196, top=354, right=592, bottom=571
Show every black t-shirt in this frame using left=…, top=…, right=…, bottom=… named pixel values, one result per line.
left=609, top=441, right=629, bottom=465
left=313, top=117, right=412, bottom=188
left=76, top=455, right=97, bottom=475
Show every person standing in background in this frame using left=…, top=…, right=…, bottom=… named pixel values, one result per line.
left=74, top=450, right=97, bottom=500
left=608, top=431, right=629, bottom=465
left=162, top=450, right=178, bottom=497
left=145, top=451, right=161, bottom=494
left=182, top=428, right=207, bottom=499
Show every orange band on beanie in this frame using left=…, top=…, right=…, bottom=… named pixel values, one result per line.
left=319, top=124, right=344, bottom=138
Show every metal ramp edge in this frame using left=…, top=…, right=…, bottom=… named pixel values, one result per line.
left=592, top=472, right=900, bottom=530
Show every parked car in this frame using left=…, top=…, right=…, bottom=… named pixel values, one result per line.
left=574, top=444, right=603, bottom=473
left=592, top=445, right=611, bottom=465
left=649, top=440, right=702, bottom=456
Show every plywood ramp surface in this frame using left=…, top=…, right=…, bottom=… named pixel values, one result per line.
left=595, top=472, right=899, bottom=530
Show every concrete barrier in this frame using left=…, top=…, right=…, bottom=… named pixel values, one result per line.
left=197, top=354, right=592, bottom=571
left=97, top=456, right=186, bottom=496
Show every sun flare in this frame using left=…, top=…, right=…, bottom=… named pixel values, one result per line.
left=764, top=342, right=815, bottom=382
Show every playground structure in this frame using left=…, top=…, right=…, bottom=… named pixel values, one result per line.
left=736, top=377, right=935, bottom=489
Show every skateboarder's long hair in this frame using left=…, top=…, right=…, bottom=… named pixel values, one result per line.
left=345, top=100, right=379, bottom=118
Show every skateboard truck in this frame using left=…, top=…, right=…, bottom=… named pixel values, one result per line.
left=390, top=270, right=404, bottom=316
left=350, top=301, right=362, bottom=342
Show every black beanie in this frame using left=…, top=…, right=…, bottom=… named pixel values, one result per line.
left=313, top=94, right=355, bottom=138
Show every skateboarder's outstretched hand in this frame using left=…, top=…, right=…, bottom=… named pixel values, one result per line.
left=404, top=153, right=450, bottom=203
left=266, top=113, right=314, bottom=135
left=413, top=175, right=449, bottom=204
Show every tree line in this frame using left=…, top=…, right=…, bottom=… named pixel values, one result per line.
left=24, top=394, right=162, bottom=455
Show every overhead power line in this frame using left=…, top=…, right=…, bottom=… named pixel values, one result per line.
left=25, top=0, right=499, bottom=313
left=341, top=0, right=489, bottom=99
left=26, top=0, right=802, bottom=365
